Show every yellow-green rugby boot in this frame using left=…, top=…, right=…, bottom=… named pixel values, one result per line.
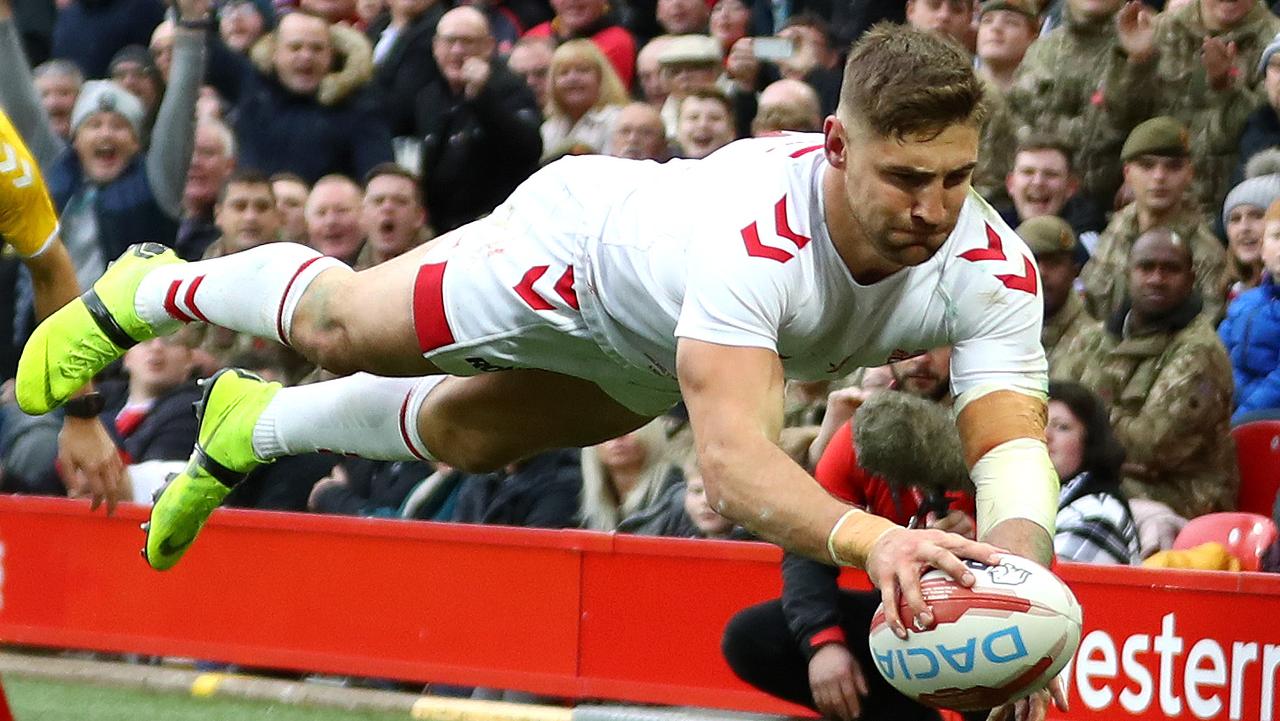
left=142, top=368, right=280, bottom=571
left=17, top=243, right=184, bottom=414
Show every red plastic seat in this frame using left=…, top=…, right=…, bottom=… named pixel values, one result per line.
left=1172, top=512, right=1278, bottom=571
left=1232, top=421, right=1280, bottom=516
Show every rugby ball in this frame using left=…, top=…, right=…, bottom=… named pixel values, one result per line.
left=867, top=553, right=1082, bottom=711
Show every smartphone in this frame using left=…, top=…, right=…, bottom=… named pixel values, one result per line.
left=752, top=36, right=795, bottom=62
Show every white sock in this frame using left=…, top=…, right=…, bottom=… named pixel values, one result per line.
left=135, top=243, right=347, bottom=344
left=251, top=374, right=446, bottom=461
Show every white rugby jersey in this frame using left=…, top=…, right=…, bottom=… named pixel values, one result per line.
left=554, top=133, right=1048, bottom=399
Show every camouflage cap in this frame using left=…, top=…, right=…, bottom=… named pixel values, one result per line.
left=1016, top=215, right=1076, bottom=258
left=979, top=0, right=1038, bottom=19
left=1121, top=116, right=1191, bottom=162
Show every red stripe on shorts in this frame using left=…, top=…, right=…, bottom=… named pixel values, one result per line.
left=413, top=262, right=455, bottom=353
left=275, top=257, right=323, bottom=345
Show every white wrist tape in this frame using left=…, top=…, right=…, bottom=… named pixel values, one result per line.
left=970, top=437, right=1060, bottom=539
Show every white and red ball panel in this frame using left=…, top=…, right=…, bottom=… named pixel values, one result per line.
left=868, top=554, right=1082, bottom=711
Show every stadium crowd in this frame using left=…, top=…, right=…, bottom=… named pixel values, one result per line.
left=0, top=0, right=1278, bottom=697
left=2, top=0, right=1278, bottom=561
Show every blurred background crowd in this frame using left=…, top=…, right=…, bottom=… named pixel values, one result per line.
left=0, top=0, right=1278, bottom=591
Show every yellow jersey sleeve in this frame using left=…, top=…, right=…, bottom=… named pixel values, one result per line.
left=0, top=110, right=59, bottom=258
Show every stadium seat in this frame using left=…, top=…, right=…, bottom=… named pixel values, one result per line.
left=1231, top=420, right=1280, bottom=517
left=1172, top=512, right=1279, bottom=572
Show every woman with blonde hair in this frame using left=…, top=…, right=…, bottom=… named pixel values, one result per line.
left=578, top=418, right=680, bottom=531
left=540, top=40, right=630, bottom=160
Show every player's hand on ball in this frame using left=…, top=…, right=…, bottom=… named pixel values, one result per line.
left=865, top=527, right=1002, bottom=639
left=807, top=643, right=867, bottom=721
left=986, top=674, right=1067, bottom=721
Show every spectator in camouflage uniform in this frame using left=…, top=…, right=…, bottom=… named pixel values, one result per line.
left=1107, top=0, right=1280, bottom=212
left=971, top=1, right=1038, bottom=204
left=1081, top=116, right=1230, bottom=322
left=1057, top=228, right=1238, bottom=519
left=976, top=0, right=1039, bottom=92
left=1019, top=216, right=1090, bottom=375
left=1006, top=0, right=1129, bottom=210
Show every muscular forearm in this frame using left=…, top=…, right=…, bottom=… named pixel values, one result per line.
left=699, top=430, right=855, bottom=563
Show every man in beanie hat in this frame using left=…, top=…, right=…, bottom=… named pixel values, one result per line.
left=1005, top=0, right=1129, bottom=211
left=1222, top=173, right=1280, bottom=297
left=1080, top=116, right=1229, bottom=322
left=1220, top=197, right=1280, bottom=422
left=1019, top=215, right=1088, bottom=374
left=0, top=107, right=127, bottom=510
left=1107, top=0, right=1280, bottom=212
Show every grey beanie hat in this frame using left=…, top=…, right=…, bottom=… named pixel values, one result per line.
left=70, top=80, right=145, bottom=140
left=1222, top=174, right=1280, bottom=227
left=1259, top=31, right=1280, bottom=78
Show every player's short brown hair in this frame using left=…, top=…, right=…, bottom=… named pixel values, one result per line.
left=837, top=23, right=987, bottom=140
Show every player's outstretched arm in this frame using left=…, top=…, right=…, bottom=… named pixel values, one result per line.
left=676, top=338, right=1002, bottom=638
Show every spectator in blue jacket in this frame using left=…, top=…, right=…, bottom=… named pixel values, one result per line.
left=1221, top=198, right=1280, bottom=423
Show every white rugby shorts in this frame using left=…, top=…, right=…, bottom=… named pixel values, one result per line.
left=409, top=168, right=682, bottom=417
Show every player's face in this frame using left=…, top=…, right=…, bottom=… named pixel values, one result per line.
left=362, top=174, right=425, bottom=258
left=1127, top=235, right=1194, bottom=319
left=831, top=118, right=978, bottom=269
left=1045, top=400, right=1085, bottom=480
left=216, top=182, right=282, bottom=251
left=1006, top=149, right=1075, bottom=221
left=73, top=112, right=141, bottom=184
left=1037, top=254, right=1077, bottom=318
left=1262, top=220, right=1280, bottom=279
left=1123, top=155, right=1193, bottom=215
left=1226, top=204, right=1267, bottom=268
